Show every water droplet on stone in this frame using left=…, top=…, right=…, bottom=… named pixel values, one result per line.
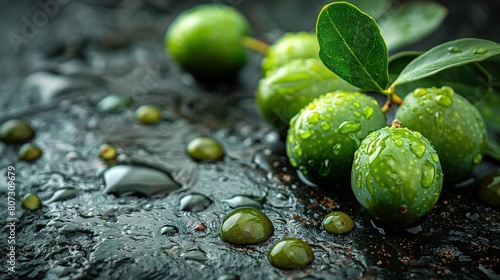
left=338, top=120, right=361, bottom=134
left=362, top=106, right=374, bottom=119
left=97, top=94, right=131, bottom=113
left=179, top=193, right=212, bottom=212
left=420, top=160, right=435, bottom=188
left=410, top=142, right=426, bottom=159
left=267, top=237, right=314, bottom=270
left=160, top=225, right=179, bottom=235
left=45, top=187, right=78, bottom=204
left=333, top=143, right=342, bottom=155
left=473, top=153, right=483, bottom=164
left=447, top=46, right=462, bottom=53
left=436, top=94, right=453, bottom=107
left=103, top=165, right=180, bottom=197
left=186, top=136, right=225, bottom=161
left=471, top=47, right=487, bottom=54
left=223, top=195, right=263, bottom=209
left=180, top=249, right=208, bottom=263
left=220, top=207, right=274, bottom=245
left=466, top=212, right=480, bottom=221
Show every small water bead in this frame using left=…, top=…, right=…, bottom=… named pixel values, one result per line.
left=45, top=188, right=78, bottom=204
left=410, top=142, right=426, bottom=159
left=322, top=211, right=355, bottom=235
left=267, top=237, right=314, bottom=270
left=307, top=112, right=320, bottom=124
left=135, top=104, right=162, bottom=124
left=0, top=119, right=35, bottom=144
left=99, top=144, right=117, bottom=160
left=22, top=193, right=42, bottom=210
left=299, top=130, right=312, bottom=139
left=353, top=102, right=361, bottom=108
left=18, top=143, right=42, bottom=161
left=332, top=143, right=342, bottom=155
left=338, top=120, right=361, bottom=134
left=447, top=46, right=462, bottom=53
left=320, top=122, right=330, bottom=131
left=440, top=86, right=455, bottom=96
left=362, top=106, right=374, bottom=119
left=307, top=103, right=316, bottom=110
left=223, top=195, right=263, bottom=209
left=220, top=207, right=274, bottom=245
left=413, top=88, right=429, bottom=97
left=473, top=153, right=483, bottom=164
left=436, top=94, right=453, bottom=107
left=431, top=152, right=440, bottom=163
left=179, top=193, right=212, bottom=212
left=186, top=136, right=225, bottom=161
left=394, top=139, right=403, bottom=147
left=471, top=47, right=488, bottom=54
left=160, top=225, right=179, bottom=236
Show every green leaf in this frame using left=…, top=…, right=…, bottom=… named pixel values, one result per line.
left=391, top=38, right=500, bottom=88
left=341, top=0, right=391, bottom=19
left=389, top=52, right=492, bottom=101
left=379, top=1, right=447, bottom=51
left=317, top=2, right=389, bottom=92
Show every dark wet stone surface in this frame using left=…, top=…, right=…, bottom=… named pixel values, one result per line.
left=0, top=1, right=500, bottom=279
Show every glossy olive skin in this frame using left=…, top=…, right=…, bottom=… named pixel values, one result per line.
left=256, top=58, right=358, bottom=137
left=165, top=4, right=250, bottom=81
left=322, top=211, right=355, bottom=235
left=22, top=193, right=42, bottom=210
left=18, top=143, right=42, bottom=161
left=220, top=207, right=274, bottom=245
left=286, top=91, right=386, bottom=185
left=267, top=237, right=314, bottom=270
left=352, top=126, right=443, bottom=227
left=395, top=86, right=488, bottom=181
left=186, top=136, right=225, bottom=162
left=262, top=32, right=319, bottom=76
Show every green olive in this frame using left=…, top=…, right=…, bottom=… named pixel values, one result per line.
left=165, top=4, right=250, bottom=81
left=352, top=125, right=443, bottom=227
left=262, top=32, right=319, bottom=76
left=256, top=58, right=358, bottom=137
left=0, top=119, right=35, bottom=144
left=186, top=136, right=225, bottom=162
left=22, top=193, right=42, bottom=210
left=220, top=207, right=274, bottom=245
left=267, top=237, right=314, bottom=270
left=322, top=211, right=355, bottom=234
left=395, top=86, right=488, bottom=181
left=18, top=143, right=42, bottom=161
left=135, top=105, right=161, bottom=124
left=286, top=91, right=386, bottom=184
left=99, top=144, right=117, bottom=160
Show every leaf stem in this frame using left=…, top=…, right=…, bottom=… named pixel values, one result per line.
left=381, top=93, right=403, bottom=113
left=242, top=36, right=269, bottom=54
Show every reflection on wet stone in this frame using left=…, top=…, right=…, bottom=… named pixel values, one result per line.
left=222, top=195, right=264, bottom=209
left=45, top=187, right=78, bottom=204
left=103, top=165, right=180, bottom=197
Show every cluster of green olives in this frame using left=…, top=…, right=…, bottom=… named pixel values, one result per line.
left=164, top=4, right=489, bottom=228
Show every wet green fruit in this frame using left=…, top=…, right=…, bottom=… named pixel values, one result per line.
left=322, top=211, right=355, bottom=234
left=286, top=91, right=386, bottom=184
left=395, top=86, right=488, bottom=181
left=135, top=105, right=161, bottom=124
left=352, top=126, right=443, bottom=227
left=165, top=4, right=250, bottom=81
left=18, top=143, right=42, bottom=161
left=261, top=32, right=318, bottom=76
left=186, top=136, right=225, bottom=161
left=267, top=237, right=314, bottom=270
left=256, top=58, right=357, bottom=136
left=22, top=193, right=42, bottom=210
left=220, top=207, right=274, bottom=245
left=0, top=119, right=35, bottom=144
left=99, top=144, right=117, bottom=160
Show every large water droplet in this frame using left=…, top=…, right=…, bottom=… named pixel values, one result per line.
left=179, top=193, right=212, bottom=212
left=267, top=237, right=314, bottom=270
left=413, top=88, right=429, bottom=97
left=307, top=112, right=320, bottom=124
left=299, top=130, right=312, bottom=139
left=421, top=160, right=436, bottom=188
left=362, top=106, right=374, bottom=119
left=160, top=225, right=179, bottom=235
left=436, top=94, right=453, bottom=107
left=103, top=165, right=180, bottom=197
left=220, top=207, right=274, bottom=245
left=447, top=46, right=462, bottom=53
left=338, top=120, right=361, bottom=134
left=410, top=142, right=426, bottom=159
left=471, top=47, right=487, bottom=54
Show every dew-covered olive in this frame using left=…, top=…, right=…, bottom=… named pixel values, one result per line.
left=261, top=32, right=319, bottom=76
left=22, top=193, right=42, bottom=210
left=220, top=207, right=273, bottom=245
left=165, top=4, right=250, bottom=81
left=0, top=119, right=35, bottom=144
left=267, top=237, right=314, bottom=270
left=186, top=136, right=225, bottom=161
left=18, top=143, right=42, bottom=161
left=352, top=125, right=443, bottom=227
left=322, top=211, right=355, bottom=235
left=256, top=58, right=357, bottom=136
left=395, top=86, right=488, bottom=181
left=286, top=91, right=386, bottom=185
